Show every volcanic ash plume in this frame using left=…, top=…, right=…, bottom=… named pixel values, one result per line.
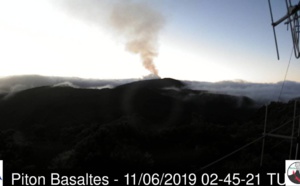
left=110, top=1, right=164, bottom=75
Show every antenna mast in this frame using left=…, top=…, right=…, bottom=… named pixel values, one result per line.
left=268, top=0, right=300, bottom=59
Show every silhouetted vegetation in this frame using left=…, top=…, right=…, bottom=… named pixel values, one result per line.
left=0, top=78, right=296, bottom=174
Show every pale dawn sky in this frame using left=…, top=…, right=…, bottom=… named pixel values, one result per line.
left=0, top=0, right=299, bottom=82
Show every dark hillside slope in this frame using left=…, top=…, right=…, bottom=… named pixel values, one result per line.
left=0, top=86, right=118, bottom=130
left=0, top=78, right=262, bottom=172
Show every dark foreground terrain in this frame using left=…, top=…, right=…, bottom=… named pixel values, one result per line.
left=0, top=78, right=298, bottom=179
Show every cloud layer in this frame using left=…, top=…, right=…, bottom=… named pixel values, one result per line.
left=1, top=75, right=300, bottom=104
left=0, top=75, right=136, bottom=97
left=184, top=80, right=300, bottom=104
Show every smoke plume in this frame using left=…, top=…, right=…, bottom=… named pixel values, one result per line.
left=52, top=0, right=164, bottom=76
left=109, top=1, right=164, bottom=75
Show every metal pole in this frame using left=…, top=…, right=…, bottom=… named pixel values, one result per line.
left=260, top=105, right=268, bottom=166
left=289, top=100, right=297, bottom=159
left=266, top=133, right=296, bottom=140
left=296, top=102, right=300, bottom=159
left=268, top=0, right=280, bottom=59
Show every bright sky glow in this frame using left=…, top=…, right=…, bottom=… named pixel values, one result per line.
left=0, top=0, right=300, bottom=82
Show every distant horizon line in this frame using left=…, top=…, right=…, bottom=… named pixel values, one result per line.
left=0, top=74, right=299, bottom=84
